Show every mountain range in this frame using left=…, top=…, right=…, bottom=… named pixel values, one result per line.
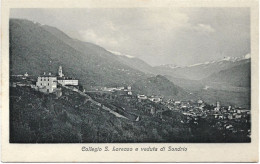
left=106, top=49, right=251, bottom=91
left=10, top=19, right=250, bottom=107
left=154, top=57, right=250, bottom=80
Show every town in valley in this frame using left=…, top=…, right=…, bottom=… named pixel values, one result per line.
left=10, top=65, right=251, bottom=143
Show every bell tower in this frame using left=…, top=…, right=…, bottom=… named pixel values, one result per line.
left=58, top=66, right=63, bottom=77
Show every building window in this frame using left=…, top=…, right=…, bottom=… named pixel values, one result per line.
left=48, top=83, right=49, bottom=86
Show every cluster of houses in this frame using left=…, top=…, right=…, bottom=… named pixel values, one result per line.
left=137, top=95, right=162, bottom=103
left=162, top=99, right=205, bottom=111
left=102, top=86, right=132, bottom=96
left=137, top=95, right=250, bottom=125
left=173, top=100, right=250, bottom=129
left=210, top=105, right=250, bottom=121
left=162, top=99, right=250, bottom=121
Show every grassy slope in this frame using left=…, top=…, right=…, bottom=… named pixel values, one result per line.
left=10, top=86, right=250, bottom=143
left=10, top=86, right=192, bottom=143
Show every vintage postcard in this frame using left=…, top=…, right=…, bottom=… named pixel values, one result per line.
left=1, top=0, right=259, bottom=162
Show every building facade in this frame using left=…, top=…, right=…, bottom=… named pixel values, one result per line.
left=57, top=66, right=78, bottom=86
left=57, top=78, right=78, bottom=86
left=36, top=75, right=57, bottom=93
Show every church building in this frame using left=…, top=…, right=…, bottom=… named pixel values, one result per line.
left=35, top=66, right=79, bottom=93
left=57, top=66, right=79, bottom=86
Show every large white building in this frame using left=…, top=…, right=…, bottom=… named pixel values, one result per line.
left=57, top=78, right=78, bottom=86
left=35, top=66, right=78, bottom=93
left=36, top=73, right=57, bottom=93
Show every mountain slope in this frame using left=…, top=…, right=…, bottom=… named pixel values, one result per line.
left=132, top=75, right=191, bottom=100
left=203, top=62, right=250, bottom=88
left=42, top=25, right=155, bottom=74
left=10, top=86, right=192, bottom=143
left=165, top=75, right=204, bottom=91
left=9, top=19, right=146, bottom=89
left=154, top=58, right=250, bottom=80
left=111, top=54, right=155, bottom=74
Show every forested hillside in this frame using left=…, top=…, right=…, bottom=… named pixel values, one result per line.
left=9, top=19, right=146, bottom=89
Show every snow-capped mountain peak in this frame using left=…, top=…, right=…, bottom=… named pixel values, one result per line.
left=186, top=54, right=251, bottom=68
left=158, top=54, right=251, bottom=69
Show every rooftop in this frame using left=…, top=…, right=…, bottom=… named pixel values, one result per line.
left=57, top=77, right=77, bottom=80
left=38, top=75, right=57, bottom=78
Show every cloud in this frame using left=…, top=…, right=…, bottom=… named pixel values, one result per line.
left=78, top=9, right=215, bottom=56
left=193, top=24, right=215, bottom=33
left=75, top=8, right=246, bottom=66
left=79, top=29, right=119, bottom=46
left=10, top=8, right=249, bottom=66
left=144, top=8, right=190, bottom=31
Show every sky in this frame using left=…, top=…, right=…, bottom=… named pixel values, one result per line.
left=10, top=8, right=250, bottom=66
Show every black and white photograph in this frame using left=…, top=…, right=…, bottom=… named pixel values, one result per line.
left=2, top=0, right=259, bottom=162
left=8, top=7, right=252, bottom=144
